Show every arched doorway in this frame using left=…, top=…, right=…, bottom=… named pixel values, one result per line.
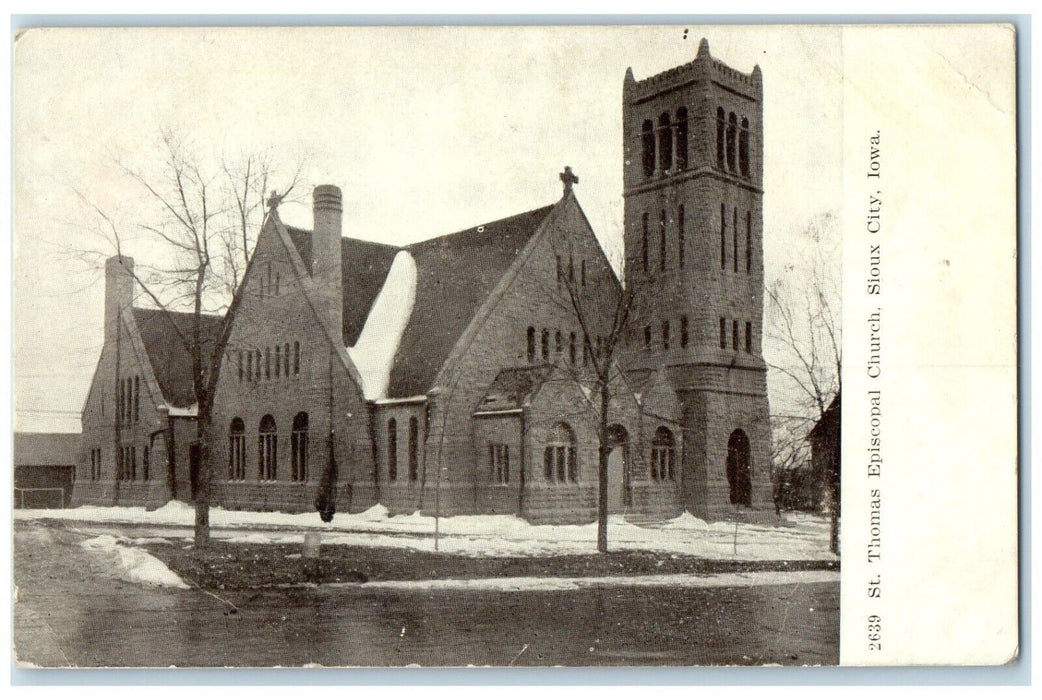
left=726, top=429, right=752, bottom=506
left=606, top=424, right=629, bottom=510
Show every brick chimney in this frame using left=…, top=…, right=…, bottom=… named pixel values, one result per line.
left=311, top=185, right=343, bottom=340
left=104, top=255, right=135, bottom=346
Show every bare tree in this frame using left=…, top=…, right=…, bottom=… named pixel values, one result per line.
left=764, top=211, right=841, bottom=550
left=81, top=129, right=304, bottom=547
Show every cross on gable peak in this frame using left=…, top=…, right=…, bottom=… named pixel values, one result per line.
left=559, top=166, right=579, bottom=195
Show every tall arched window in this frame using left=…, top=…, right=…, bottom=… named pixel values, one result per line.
left=543, top=422, right=577, bottom=483
left=675, top=107, right=689, bottom=170
left=733, top=207, right=739, bottom=273
left=720, top=203, right=727, bottom=270
left=680, top=315, right=689, bottom=348
left=275, top=345, right=281, bottom=378
left=229, top=417, right=245, bottom=481
left=739, top=117, right=750, bottom=178
left=258, top=414, right=277, bottom=481
left=408, top=416, right=419, bottom=481
left=283, top=342, right=290, bottom=376
left=678, top=204, right=686, bottom=269
left=541, top=328, right=550, bottom=361
left=641, top=119, right=656, bottom=177
left=651, top=427, right=676, bottom=481
left=387, top=418, right=398, bottom=481
left=293, top=341, right=300, bottom=374
left=527, top=327, right=536, bottom=364
left=569, top=332, right=577, bottom=366
left=746, top=210, right=752, bottom=273
left=726, top=112, right=738, bottom=174
left=659, top=210, right=667, bottom=272
left=657, top=113, right=673, bottom=172
left=291, top=412, right=309, bottom=482
left=662, top=320, right=670, bottom=350
left=716, top=107, right=726, bottom=169
left=641, top=212, right=649, bottom=272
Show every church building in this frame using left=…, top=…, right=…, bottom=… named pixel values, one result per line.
left=73, top=40, right=772, bottom=523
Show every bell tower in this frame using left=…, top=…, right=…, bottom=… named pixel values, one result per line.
left=622, top=39, right=772, bottom=519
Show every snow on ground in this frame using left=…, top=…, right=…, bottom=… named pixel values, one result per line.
left=347, top=569, right=839, bottom=592
left=80, top=534, right=189, bottom=589
left=19, top=501, right=836, bottom=561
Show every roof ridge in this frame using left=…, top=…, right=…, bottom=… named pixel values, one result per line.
left=405, top=203, right=555, bottom=250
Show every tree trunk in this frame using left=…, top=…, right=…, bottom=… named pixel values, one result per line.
left=597, top=382, right=610, bottom=553
left=193, top=405, right=214, bottom=549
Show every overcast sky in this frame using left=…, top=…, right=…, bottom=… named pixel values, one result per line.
left=13, top=25, right=842, bottom=432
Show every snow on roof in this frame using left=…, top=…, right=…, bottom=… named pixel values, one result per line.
left=346, top=251, right=418, bottom=400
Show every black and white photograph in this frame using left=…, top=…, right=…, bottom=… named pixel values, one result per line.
left=10, top=23, right=1016, bottom=670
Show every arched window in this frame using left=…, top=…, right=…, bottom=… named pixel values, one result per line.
left=265, top=347, right=271, bottom=379
left=258, top=415, right=277, bottom=481
left=275, top=345, right=281, bottom=378
left=720, top=203, right=727, bottom=270
left=675, top=107, right=689, bottom=170
left=229, top=417, right=245, bottom=481
left=680, top=315, right=689, bottom=348
left=657, top=112, right=673, bottom=172
left=569, top=331, right=577, bottom=366
left=238, top=351, right=244, bottom=382
left=716, top=107, right=726, bottom=169
left=527, top=327, right=536, bottom=364
left=541, top=328, right=550, bottom=361
left=291, top=412, right=308, bottom=482
left=727, top=429, right=752, bottom=506
left=293, top=341, right=301, bottom=374
left=733, top=207, right=739, bottom=273
left=283, top=342, right=290, bottom=376
left=739, top=117, right=750, bottom=178
left=555, top=329, right=562, bottom=355
left=659, top=210, right=667, bottom=271
left=662, top=320, right=670, bottom=350
left=408, top=416, right=419, bottom=481
left=133, top=376, right=139, bottom=422
left=651, top=427, right=676, bottom=481
left=543, top=422, right=577, bottom=483
left=677, top=204, right=685, bottom=269
left=387, top=418, right=398, bottom=481
left=746, top=210, right=752, bottom=273
left=726, top=112, right=738, bottom=174
left=733, top=319, right=740, bottom=350
left=641, top=119, right=656, bottom=177
left=641, top=212, right=649, bottom=272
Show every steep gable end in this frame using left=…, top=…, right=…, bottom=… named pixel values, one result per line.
left=387, top=204, right=555, bottom=398
left=131, top=308, right=223, bottom=408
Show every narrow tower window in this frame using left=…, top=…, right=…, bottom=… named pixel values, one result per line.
left=720, top=204, right=727, bottom=271
left=733, top=319, right=740, bottom=350
left=746, top=210, right=752, bottom=273
left=733, top=208, right=739, bottom=273
left=678, top=204, right=685, bottom=269
left=659, top=210, right=667, bottom=272
left=527, top=327, right=536, bottom=364
left=680, top=315, right=689, bottom=348
left=662, top=320, right=670, bottom=350
left=641, top=119, right=656, bottom=178
left=716, top=107, right=726, bottom=169
left=657, top=113, right=673, bottom=172
left=727, top=112, right=738, bottom=174
left=739, top=117, right=750, bottom=178
left=675, top=107, right=689, bottom=170
left=720, top=318, right=727, bottom=349
left=641, top=213, right=649, bottom=272
left=745, top=321, right=753, bottom=353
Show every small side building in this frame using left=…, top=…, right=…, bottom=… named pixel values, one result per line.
left=808, top=392, right=841, bottom=512
left=14, top=432, right=80, bottom=508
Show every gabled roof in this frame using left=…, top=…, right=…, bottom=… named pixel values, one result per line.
left=14, top=432, right=79, bottom=466
left=132, top=308, right=223, bottom=408
left=387, top=204, right=555, bottom=397
left=285, top=225, right=405, bottom=347
left=808, top=392, right=841, bottom=440
left=476, top=364, right=555, bottom=413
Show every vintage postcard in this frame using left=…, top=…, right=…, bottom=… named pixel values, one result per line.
left=10, top=24, right=1017, bottom=668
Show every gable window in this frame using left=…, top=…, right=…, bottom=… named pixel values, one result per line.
left=556, top=255, right=563, bottom=288
left=662, top=320, right=670, bottom=350
left=265, top=347, right=271, bottom=380
left=490, top=443, right=510, bottom=485
left=651, top=427, right=676, bottom=481
left=680, top=315, right=689, bottom=348
left=258, top=415, right=277, bottom=481
left=229, top=418, right=246, bottom=481
left=555, top=330, right=562, bottom=355
left=283, top=343, right=290, bottom=376
left=569, top=332, right=577, bottom=366
left=408, top=416, right=419, bottom=482
left=275, top=345, right=281, bottom=378
left=238, top=351, right=244, bottom=382
left=387, top=418, right=398, bottom=482
left=644, top=325, right=652, bottom=350
left=527, top=327, right=536, bottom=364
left=733, top=319, right=740, bottom=351
left=291, top=412, right=309, bottom=482
left=541, top=328, right=550, bottom=361
left=293, top=341, right=301, bottom=375
left=745, top=321, right=753, bottom=353
left=581, top=259, right=587, bottom=288
left=720, top=317, right=727, bottom=349
left=543, top=422, right=577, bottom=483
left=720, top=203, right=727, bottom=271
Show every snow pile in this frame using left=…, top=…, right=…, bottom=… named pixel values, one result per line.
left=347, top=250, right=417, bottom=399
left=80, top=534, right=190, bottom=589
left=20, top=504, right=835, bottom=561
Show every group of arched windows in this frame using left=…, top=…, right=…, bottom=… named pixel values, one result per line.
left=386, top=416, right=420, bottom=483
left=719, top=205, right=753, bottom=274
left=117, top=375, right=140, bottom=426
left=716, top=108, right=751, bottom=179
left=641, top=108, right=689, bottom=178
left=719, top=318, right=754, bottom=354
left=641, top=315, right=689, bottom=352
left=543, top=422, right=578, bottom=483
left=639, top=204, right=686, bottom=274
left=650, top=427, right=676, bottom=481
left=526, top=326, right=605, bottom=367
left=237, top=341, right=301, bottom=383
left=228, top=412, right=309, bottom=482
left=258, top=261, right=281, bottom=297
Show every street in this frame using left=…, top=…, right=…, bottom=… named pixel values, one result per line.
left=14, top=520, right=839, bottom=667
